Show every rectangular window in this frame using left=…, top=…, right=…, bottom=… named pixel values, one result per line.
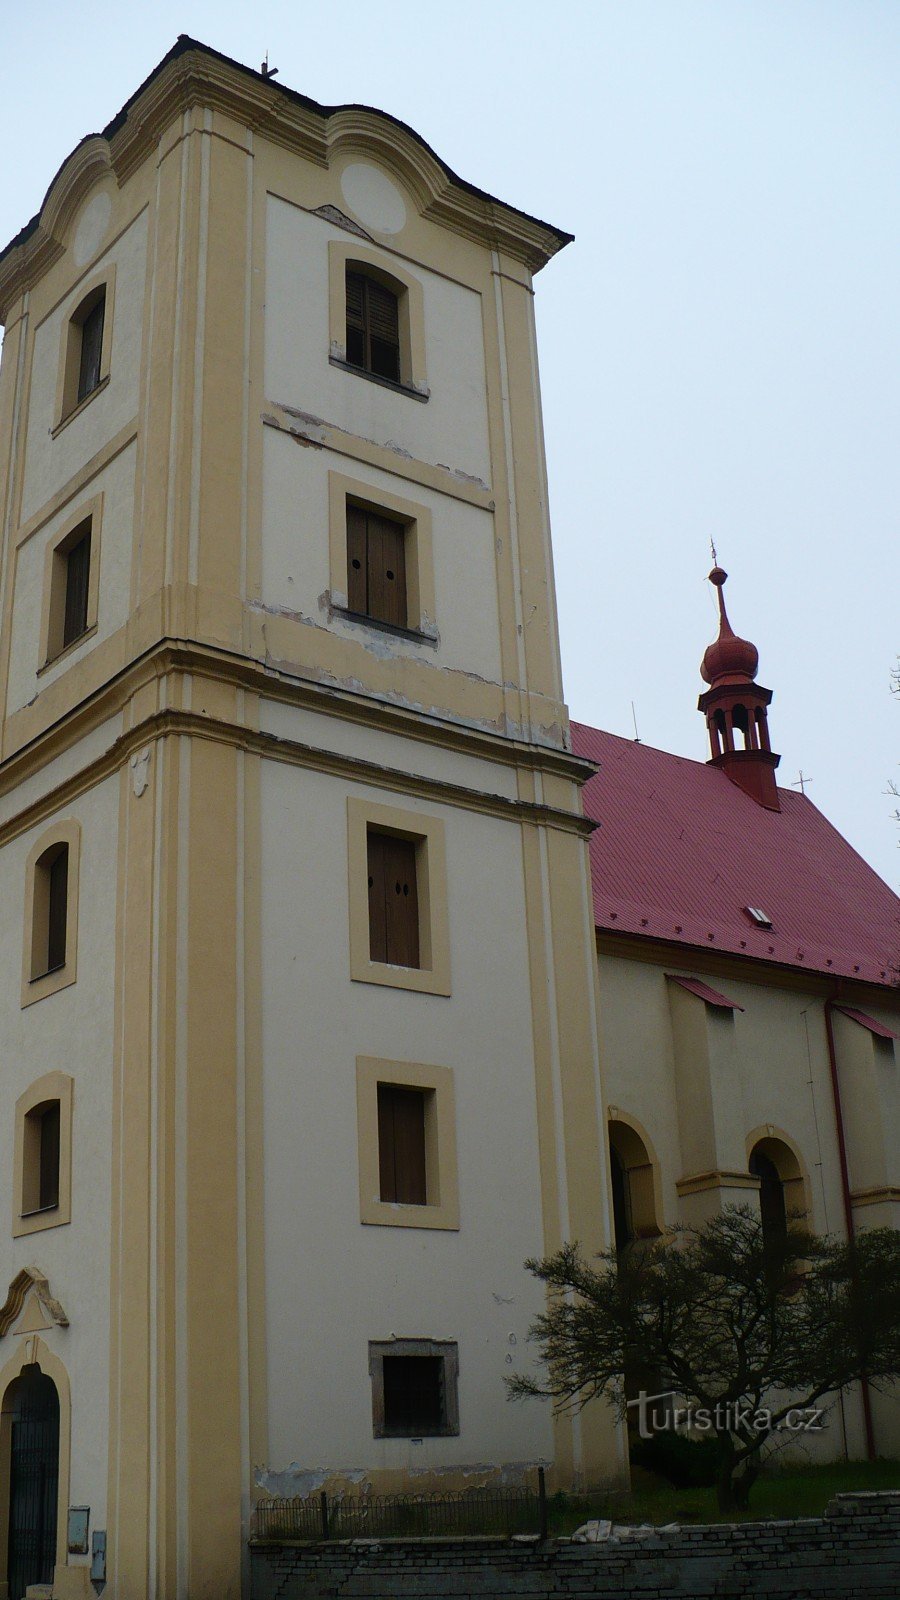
left=62, top=526, right=91, bottom=649
left=377, top=1084, right=427, bottom=1205
left=369, top=1339, right=460, bottom=1438
left=77, top=295, right=105, bottom=404
left=346, top=270, right=400, bottom=382
left=46, top=848, right=68, bottom=974
left=347, top=504, right=408, bottom=628
left=367, top=830, right=419, bottom=968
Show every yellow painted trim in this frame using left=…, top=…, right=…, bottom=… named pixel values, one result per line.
left=675, top=1169, right=761, bottom=1198
left=851, top=1185, right=900, bottom=1207
left=39, top=492, right=103, bottom=670
left=327, top=241, right=428, bottom=395
left=0, top=1335, right=72, bottom=1590
left=347, top=795, right=451, bottom=995
left=327, top=469, right=436, bottom=633
left=12, top=1072, right=74, bottom=1237
left=356, top=1055, right=459, bottom=1230
left=20, top=817, right=81, bottom=1007
left=53, top=262, right=117, bottom=431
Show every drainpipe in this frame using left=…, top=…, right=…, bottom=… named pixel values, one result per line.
left=823, top=994, right=876, bottom=1461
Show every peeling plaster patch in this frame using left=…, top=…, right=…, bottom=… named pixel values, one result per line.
left=436, top=463, right=492, bottom=494
left=255, top=1465, right=368, bottom=1500
left=406, top=1460, right=549, bottom=1488
left=311, top=203, right=374, bottom=242
left=249, top=599, right=319, bottom=628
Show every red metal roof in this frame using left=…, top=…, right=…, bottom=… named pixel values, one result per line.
left=571, top=723, right=900, bottom=991
left=666, top=975, right=744, bottom=1010
left=835, top=1006, right=899, bottom=1040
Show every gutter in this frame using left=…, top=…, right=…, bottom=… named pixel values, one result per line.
left=823, top=994, right=876, bottom=1461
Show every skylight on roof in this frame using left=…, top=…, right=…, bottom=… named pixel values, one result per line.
left=744, top=906, right=773, bottom=929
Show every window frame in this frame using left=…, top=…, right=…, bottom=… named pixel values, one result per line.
left=53, top=265, right=116, bottom=432
left=328, top=242, right=429, bottom=400
left=369, top=1339, right=460, bottom=1439
left=347, top=798, right=450, bottom=996
left=356, top=1056, right=459, bottom=1230
left=328, top=472, right=436, bottom=641
left=39, top=495, right=102, bottom=671
left=13, top=1072, right=74, bottom=1237
left=21, top=819, right=81, bottom=1008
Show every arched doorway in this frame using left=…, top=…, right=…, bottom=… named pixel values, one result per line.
left=4, top=1365, right=59, bottom=1600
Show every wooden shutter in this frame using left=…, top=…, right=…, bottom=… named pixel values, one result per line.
left=367, top=830, right=420, bottom=967
left=366, top=279, right=400, bottom=381
left=377, top=1084, right=427, bottom=1205
left=366, top=514, right=407, bottom=627
left=344, top=268, right=400, bottom=381
left=347, top=504, right=368, bottom=613
left=39, top=1103, right=60, bottom=1210
left=63, top=527, right=91, bottom=648
left=346, top=271, right=366, bottom=368
left=77, top=296, right=105, bottom=402
left=46, top=848, right=68, bottom=973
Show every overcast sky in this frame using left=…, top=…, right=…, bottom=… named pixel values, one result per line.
left=2, top=1, right=897, bottom=887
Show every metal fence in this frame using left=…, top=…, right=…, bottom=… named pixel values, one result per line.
left=255, top=1473, right=547, bottom=1542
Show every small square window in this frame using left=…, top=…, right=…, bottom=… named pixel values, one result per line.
left=14, top=1071, right=73, bottom=1236
left=369, top=1339, right=460, bottom=1438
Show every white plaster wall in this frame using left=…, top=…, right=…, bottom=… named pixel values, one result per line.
left=6, top=442, right=136, bottom=715
left=0, top=775, right=119, bottom=1529
left=264, top=197, right=491, bottom=488
left=259, top=760, right=553, bottom=1474
left=259, top=699, right=519, bottom=801
left=260, top=429, right=502, bottom=683
left=21, top=208, right=147, bottom=523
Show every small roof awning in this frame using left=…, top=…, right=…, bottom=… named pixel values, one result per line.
left=835, top=1005, right=899, bottom=1041
left=666, top=975, right=744, bottom=1011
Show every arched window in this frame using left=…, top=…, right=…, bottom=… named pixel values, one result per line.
left=22, top=821, right=81, bottom=1007
left=748, top=1133, right=809, bottom=1246
left=608, top=1118, right=662, bottom=1250
left=749, top=1148, right=786, bottom=1244
left=13, top=1073, right=73, bottom=1237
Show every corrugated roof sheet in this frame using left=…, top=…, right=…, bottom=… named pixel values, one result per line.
left=571, top=723, right=900, bottom=990
left=835, top=1006, right=899, bottom=1040
left=666, top=975, right=744, bottom=1010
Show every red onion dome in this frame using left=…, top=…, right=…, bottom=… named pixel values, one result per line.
left=700, top=567, right=759, bottom=685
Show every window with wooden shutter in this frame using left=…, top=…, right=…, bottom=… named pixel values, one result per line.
left=62, top=527, right=91, bottom=648
left=377, top=1084, right=427, bottom=1205
left=367, top=830, right=420, bottom=968
left=345, top=269, right=401, bottom=382
left=347, top=504, right=407, bottom=627
left=76, top=293, right=105, bottom=404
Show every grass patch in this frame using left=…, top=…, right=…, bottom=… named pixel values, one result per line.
left=547, top=1458, right=900, bottom=1533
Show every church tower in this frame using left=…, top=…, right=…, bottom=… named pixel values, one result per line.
left=698, top=564, right=781, bottom=810
left=0, top=38, right=618, bottom=1599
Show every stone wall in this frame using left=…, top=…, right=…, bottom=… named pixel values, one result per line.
left=249, top=1489, right=900, bottom=1600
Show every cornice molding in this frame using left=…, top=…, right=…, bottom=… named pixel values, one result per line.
left=1, top=43, right=570, bottom=320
